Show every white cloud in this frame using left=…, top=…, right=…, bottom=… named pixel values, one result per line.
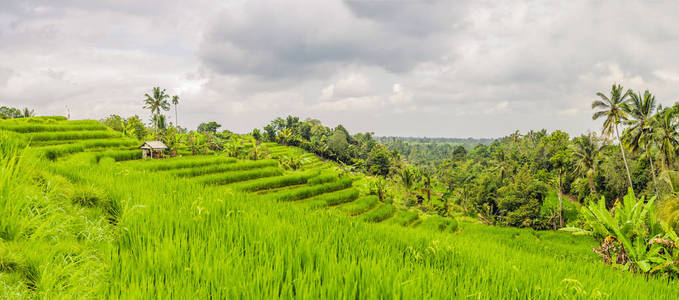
left=3, top=0, right=679, bottom=137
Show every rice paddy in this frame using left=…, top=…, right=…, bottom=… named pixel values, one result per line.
left=2, top=117, right=679, bottom=298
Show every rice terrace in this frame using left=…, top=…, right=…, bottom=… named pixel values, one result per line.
left=3, top=1, right=679, bottom=299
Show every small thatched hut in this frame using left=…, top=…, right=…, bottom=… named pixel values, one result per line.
left=139, top=141, right=167, bottom=159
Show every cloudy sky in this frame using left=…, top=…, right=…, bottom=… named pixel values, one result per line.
left=1, top=0, right=678, bottom=138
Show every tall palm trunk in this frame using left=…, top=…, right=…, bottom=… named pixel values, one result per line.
left=174, top=105, right=178, bottom=128
left=587, top=170, right=596, bottom=195
left=558, top=173, right=564, bottom=228
left=615, top=124, right=634, bottom=190
left=646, top=143, right=658, bottom=193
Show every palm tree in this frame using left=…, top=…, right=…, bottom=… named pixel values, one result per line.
left=570, top=133, right=601, bottom=195
left=143, top=87, right=171, bottom=116
left=592, top=84, right=633, bottom=189
left=651, top=107, right=679, bottom=170
left=171, top=95, right=180, bottom=127
left=399, top=167, right=415, bottom=206
left=623, top=90, right=658, bottom=191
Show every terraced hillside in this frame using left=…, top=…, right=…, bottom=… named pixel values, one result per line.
left=2, top=117, right=679, bottom=298
left=1, top=116, right=141, bottom=161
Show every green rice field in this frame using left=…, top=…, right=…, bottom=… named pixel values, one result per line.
left=2, top=117, right=679, bottom=298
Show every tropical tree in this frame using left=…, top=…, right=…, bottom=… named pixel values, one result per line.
left=143, top=87, right=171, bottom=117
left=171, top=95, right=180, bottom=127
left=623, top=90, right=658, bottom=191
left=592, top=84, right=633, bottom=189
left=651, top=107, right=679, bottom=170
left=571, top=133, right=602, bottom=195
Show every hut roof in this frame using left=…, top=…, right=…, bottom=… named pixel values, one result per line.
left=139, top=141, right=167, bottom=149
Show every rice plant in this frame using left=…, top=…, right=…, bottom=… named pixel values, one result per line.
left=307, top=173, right=338, bottom=185
left=0, top=124, right=107, bottom=133
left=304, top=188, right=359, bottom=208
left=275, top=178, right=353, bottom=201
left=231, top=170, right=320, bottom=192
left=339, top=195, right=379, bottom=216
left=132, top=156, right=238, bottom=171
left=195, top=167, right=282, bottom=185
left=168, top=160, right=276, bottom=177
left=388, top=210, right=419, bottom=226
left=419, top=215, right=458, bottom=232
left=25, top=131, right=123, bottom=142
left=360, top=203, right=396, bottom=223
left=94, top=150, right=143, bottom=162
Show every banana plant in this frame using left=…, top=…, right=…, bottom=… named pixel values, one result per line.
left=563, top=189, right=679, bottom=276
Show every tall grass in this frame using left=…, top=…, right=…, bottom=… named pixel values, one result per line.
left=168, top=160, right=277, bottom=177
left=231, top=170, right=320, bottom=192
left=195, top=167, right=282, bottom=185
left=275, top=178, right=353, bottom=201
left=360, top=203, right=396, bottom=223
left=339, top=195, right=379, bottom=216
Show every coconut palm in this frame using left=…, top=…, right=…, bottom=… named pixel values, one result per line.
left=570, top=133, right=601, bottom=195
left=143, top=87, right=171, bottom=116
left=171, top=95, right=180, bottom=127
left=622, top=90, right=658, bottom=191
left=592, top=84, right=633, bottom=189
left=651, top=107, right=679, bottom=170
